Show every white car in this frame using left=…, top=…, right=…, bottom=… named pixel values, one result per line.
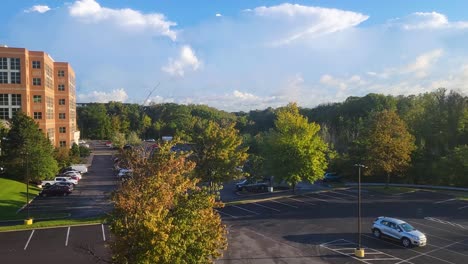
left=62, top=171, right=82, bottom=180
left=372, top=216, right=427, bottom=247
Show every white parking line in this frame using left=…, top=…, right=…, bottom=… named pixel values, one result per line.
left=316, top=192, right=347, bottom=200
left=424, top=217, right=467, bottom=229
left=458, top=205, right=468, bottom=210
left=412, top=220, right=468, bottom=237
left=270, top=200, right=299, bottom=209
left=231, top=205, right=260, bottom=215
left=284, top=197, right=315, bottom=206
left=215, top=209, right=239, bottom=218
left=320, top=239, right=406, bottom=264
left=24, top=230, right=35, bottom=250
left=252, top=202, right=281, bottom=212
left=101, top=224, right=106, bottom=241
left=434, top=198, right=457, bottom=204
left=328, top=190, right=357, bottom=198
left=395, top=239, right=467, bottom=264
left=300, top=194, right=328, bottom=202
left=65, top=226, right=70, bottom=246
left=362, top=234, right=454, bottom=264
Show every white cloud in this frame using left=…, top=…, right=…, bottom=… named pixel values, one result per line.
left=24, top=5, right=51, bottom=14
left=162, top=45, right=201, bottom=77
left=252, top=3, right=368, bottom=45
left=402, top=49, right=443, bottom=78
left=215, top=13, right=222, bottom=17
left=69, top=0, right=177, bottom=40
left=78, top=88, right=128, bottom=103
left=320, top=74, right=365, bottom=90
left=390, top=12, right=468, bottom=30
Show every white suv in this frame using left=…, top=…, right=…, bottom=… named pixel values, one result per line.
left=372, top=216, right=427, bottom=247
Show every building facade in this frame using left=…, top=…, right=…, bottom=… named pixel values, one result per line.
left=0, top=45, right=79, bottom=147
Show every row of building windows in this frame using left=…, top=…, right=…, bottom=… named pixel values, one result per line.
left=33, top=96, right=67, bottom=105
left=33, top=111, right=66, bottom=120
left=0, top=71, right=21, bottom=84
left=0, top=94, right=21, bottom=106
left=0, top=58, right=20, bottom=70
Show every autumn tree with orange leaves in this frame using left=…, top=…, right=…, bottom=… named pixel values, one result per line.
left=109, top=143, right=227, bottom=264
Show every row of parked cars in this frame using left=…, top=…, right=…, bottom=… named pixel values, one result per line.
left=39, top=165, right=88, bottom=197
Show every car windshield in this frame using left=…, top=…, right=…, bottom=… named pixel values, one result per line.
left=400, top=223, right=415, bottom=232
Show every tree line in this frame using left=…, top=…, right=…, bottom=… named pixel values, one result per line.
left=77, top=88, right=467, bottom=187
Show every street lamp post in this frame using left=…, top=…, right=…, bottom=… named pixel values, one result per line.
left=26, top=151, right=30, bottom=220
left=354, top=164, right=367, bottom=258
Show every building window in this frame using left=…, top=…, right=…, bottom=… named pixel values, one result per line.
left=34, top=112, right=42, bottom=119
left=33, top=78, right=41, bottom=86
left=59, top=113, right=66, bottom=119
left=0, top=58, right=7, bottom=69
left=58, top=84, right=65, bottom=91
left=59, top=141, right=66, bottom=147
left=0, top=94, right=21, bottom=119
left=0, top=94, right=8, bottom=105
left=0, top=108, right=8, bottom=119
left=0, top=72, right=7, bottom=84
left=11, top=72, right=20, bottom=84
left=11, top=94, right=21, bottom=106
left=58, top=70, right=65, bottom=77
left=10, top=58, right=20, bottom=70
left=58, top=99, right=65, bottom=105
left=59, top=127, right=66, bottom=133
left=32, top=61, right=41, bottom=69
left=33, top=95, right=42, bottom=103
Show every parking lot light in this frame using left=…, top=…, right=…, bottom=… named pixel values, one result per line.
left=354, top=163, right=367, bottom=258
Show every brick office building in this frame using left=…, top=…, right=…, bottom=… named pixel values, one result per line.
left=0, top=45, right=79, bottom=147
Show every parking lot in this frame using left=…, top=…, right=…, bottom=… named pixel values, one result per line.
left=217, top=188, right=468, bottom=264
left=0, top=224, right=110, bottom=263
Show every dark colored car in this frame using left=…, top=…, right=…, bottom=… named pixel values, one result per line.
left=236, top=178, right=269, bottom=192
left=52, top=182, right=74, bottom=191
left=40, top=185, right=72, bottom=197
left=323, top=172, right=342, bottom=182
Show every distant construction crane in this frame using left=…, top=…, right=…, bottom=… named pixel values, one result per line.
left=142, top=82, right=161, bottom=106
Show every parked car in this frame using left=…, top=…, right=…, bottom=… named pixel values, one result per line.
left=236, top=178, right=269, bottom=192
left=372, top=216, right=427, bottom=247
left=323, top=172, right=342, bottom=182
left=61, top=165, right=88, bottom=174
left=41, top=176, right=78, bottom=188
left=62, top=170, right=82, bottom=180
left=117, top=169, right=133, bottom=179
left=52, top=182, right=74, bottom=191
left=40, top=185, right=72, bottom=197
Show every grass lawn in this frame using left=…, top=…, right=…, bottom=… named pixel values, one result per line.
left=0, top=177, right=41, bottom=220
left=0, top=217, right=105, bottom=232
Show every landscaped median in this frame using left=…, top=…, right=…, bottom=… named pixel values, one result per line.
left=0, top=217, right=105, bottom=232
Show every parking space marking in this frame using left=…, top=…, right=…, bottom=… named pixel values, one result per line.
left=316, top=192, right=347, bottom=200
left=65, top=226, right=70, bottom=246
left=252, top=202, right=281, bottom=212
left=24, top=230, right=35, bottom=250
left=320, top=239, right=407, bottom=264
left=434, top=198, right=457, bottom=204
left=395, top=239, right=467, bottom=264
left=215, top=209, right=238, bottom=219
left=101, top=224, right=106, bottom=241
left=270, top=200, right=299, bottom=209
left=427, top=242, right=468, bottom=258
left=424, top=217, right=467, bottom=229
left=362, top=234, right=454, bottom=264
left=284, top=197, right=315, bottom=206
left=231, top=205, right=260, bottom=215
left=412, top=220, right=468, bottom=237
left=458, top=205, right=468, bottom=210
left=328, top=190, right=357, bottom=198
left=300, top=194, right=328, bottom=202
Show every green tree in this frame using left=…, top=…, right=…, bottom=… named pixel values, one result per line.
left=2, top=112, right=58, bottom=182
left=191, top=119, right=248, bottom=186
left=109, top=144, right=227, bottom=264
left=112, top=132, right=126, bottom=149
left=262, top=103, right=330, bottom=191
left=126, top=131, right=141, bottom=146
left=69, top=143, right=81, bottom=163
left=362, top=110, right=416, bottom=186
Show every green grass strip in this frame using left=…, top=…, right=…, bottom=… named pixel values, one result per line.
left=0, top=217, right=105, bottom=232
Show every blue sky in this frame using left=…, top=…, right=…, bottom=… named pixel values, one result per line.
left=1, top=0, right=468, bottom=111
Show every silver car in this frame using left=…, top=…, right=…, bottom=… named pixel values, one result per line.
left=372, top=216, right=427, bottom=247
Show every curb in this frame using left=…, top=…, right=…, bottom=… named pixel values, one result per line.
left=346, top=183, right=468, bottom=192
left=0, top=213, right=72, bottom=224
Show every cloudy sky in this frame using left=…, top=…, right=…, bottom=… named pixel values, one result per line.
left=1, top=0, right=468, bottom=111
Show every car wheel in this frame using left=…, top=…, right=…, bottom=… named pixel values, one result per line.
left=45, top=183, right=50, bottom=187
left=372, top=229, right=381, bottom=238
left=402, top=237, right=411, bottom=248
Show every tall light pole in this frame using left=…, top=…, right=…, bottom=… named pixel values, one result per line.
left=26, top=151, right=30, bottom=220
left=354, top=164, right=367, bottom=258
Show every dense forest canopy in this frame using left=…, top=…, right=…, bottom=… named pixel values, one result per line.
left=77, top=88, right=468, bottom=186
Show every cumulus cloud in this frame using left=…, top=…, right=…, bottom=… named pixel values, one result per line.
left=252, top=3, right=368, bottom=45
left=402, top=49, right=443, bottom=78
left=320, top=74, right=365, bottom=90
left=162, top=45, right=201, bottom=76
left=215, top=13, right=222, bottom=17
left=78, top=88, right=128, bottom=103
left=390, top=12, right=468, bottom=30
left=69, top=0, right=177, bottom=40
left=24, top=5, right=51, bottom=13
